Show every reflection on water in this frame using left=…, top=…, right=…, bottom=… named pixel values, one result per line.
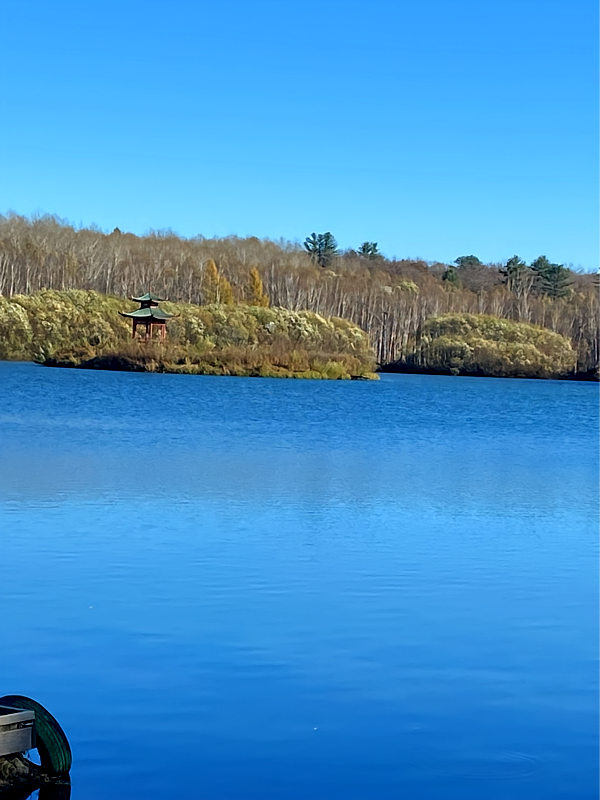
left=12, top=781, right=70, bottom=800
left=1, top=363, right=598, bottom=800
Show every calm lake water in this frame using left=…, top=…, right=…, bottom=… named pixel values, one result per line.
left=0, top=362, right=598, bottom=800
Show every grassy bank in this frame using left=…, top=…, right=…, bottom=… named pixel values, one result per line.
left=0, top=290, right=378, bottom=379
left=397, top=313, right=579, bottom=379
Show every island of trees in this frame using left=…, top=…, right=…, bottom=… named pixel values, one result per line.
left=2, top=289, right=378, bottom=379
left=0, top=213, right=597, bottom=380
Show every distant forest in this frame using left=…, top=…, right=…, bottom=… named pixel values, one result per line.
left=0, top=214, right=597, bottom=373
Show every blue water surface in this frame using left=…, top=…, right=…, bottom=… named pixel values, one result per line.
left=0, top=362, right=598, bottom=800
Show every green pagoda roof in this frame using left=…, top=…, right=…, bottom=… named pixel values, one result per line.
left=120, top=307, right=176, bottom=320
left=131, top=292, right=166, bottom=303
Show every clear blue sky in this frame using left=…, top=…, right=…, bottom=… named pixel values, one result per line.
left=1, top=0, right=597, bottom=268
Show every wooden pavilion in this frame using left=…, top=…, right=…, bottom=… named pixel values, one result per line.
left=120, top=293, right=177, bottom=342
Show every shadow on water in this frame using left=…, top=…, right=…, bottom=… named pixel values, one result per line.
left=1, top=783, right=70, bottom=800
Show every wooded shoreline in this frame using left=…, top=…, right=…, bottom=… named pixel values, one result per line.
left=0, top=291, right=379, bottom=380
left=378, top=363, right=599, bottom=382
left=0, top=290, right=594, bottom=382
left=0, top=214, right=597, bottom=377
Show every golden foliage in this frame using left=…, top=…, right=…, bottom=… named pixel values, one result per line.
left=245, top=267, right=269, bottom=307
left=202, top=259, right=233, bottom=305
left=219, top=275, right=234, bottom=305
left=8, top=290, right=377, bottom=379
left=0, top=215, right=596, bottom=372
left=413, top=313, right=577, bottom=378
left=202, top=259, right=220, bottom=304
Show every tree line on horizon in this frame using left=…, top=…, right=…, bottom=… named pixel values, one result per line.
left=0, top=213, right=597, bottom=373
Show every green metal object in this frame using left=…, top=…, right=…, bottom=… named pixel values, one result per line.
left=131, top=293, right=165, bottom=303
left=119, top=307, right=175, bottom=319
left=0, top=696, right=72, bottom=776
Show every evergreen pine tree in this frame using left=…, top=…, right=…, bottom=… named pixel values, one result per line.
left=303, top=232, right=339, bottom=267
left=442, top=266, right=461, bottom=286
left=500, top=255, right=529, bottom=292
left=454, top=255, right=482, bottom=269
left=303, top=232, right=320, bottom=263
left=358, top=242, right=380, bottom=259
left=531, top=256, right=571, bottom=298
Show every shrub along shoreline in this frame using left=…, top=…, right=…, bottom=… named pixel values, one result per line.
left=0, top=291, right=592, bottom=381
left=0, top=290, right=378, bottom=380
left=382, top=313, right=593, bottom=381
left=42, top=343, right=379, bottom=380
